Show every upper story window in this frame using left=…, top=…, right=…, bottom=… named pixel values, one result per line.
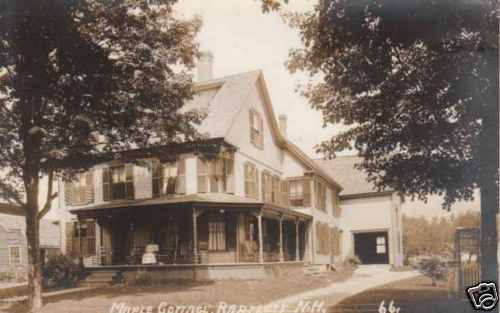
left=152, top=159, right=186, bottom=196
left=332, top=189, right=341, bottom=217
left=289, top=178, right=311, bottom=207
left=315, top=180, right=327, bottom=212
left=9, top=246, right=21, bottom=265
left=249, top=109, right=264, bottom=149
left=244, top=162, right=259, bottom=199
left=103, top=165, right=134, bottom=201
left=261, top=171, right=273, bottom=203
left=198, top=156, right=234, bottom=193
left=64, top=172, right=94, bottom=206
left=262, top=172, right=287, bottom=206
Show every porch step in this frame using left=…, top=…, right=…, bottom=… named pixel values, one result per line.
left=78, top=270, right=120, bottom=287
left=303, top=265, right=329, bottom=277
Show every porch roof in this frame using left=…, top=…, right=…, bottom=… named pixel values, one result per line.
left=69, top=193, right=312, bottom=220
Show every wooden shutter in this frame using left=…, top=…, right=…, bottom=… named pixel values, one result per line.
left=177, top=159, right=186, bottom=194
left=197, top=158, right=208, bottom=193
left=87, top=220, right=96, bottom=257
left=225, top=157, right=235, bottom=194
left=64, top=181, right=73, bottom=206
left=125, top=165, right=134, bottom=199
left=279, top=181, right=289, bottom=206
left=65, top=222, right=75, bottom=256
left=254, top=168, right=259, bottom=200
left=249, top=110, right=254, bottom=144
left=102, top=168, right=110, bottom=201
left=303, top=177, right=311, bottom=207
left=85, top=172, right=94, bottom=204
left=315, top=221, right=321, bottom=253
left=258, top=114, right=264, bottom=148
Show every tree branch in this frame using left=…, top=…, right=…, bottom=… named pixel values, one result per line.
left=38, top=171, right=57, bottom=220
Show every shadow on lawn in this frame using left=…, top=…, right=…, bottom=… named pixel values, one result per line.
left=330, top=276, right=476, bottom=313
left=1, top=280, right=216, bottom=313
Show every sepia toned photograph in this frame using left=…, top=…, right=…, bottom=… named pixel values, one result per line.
left=0, top=0, right=498, bottom=312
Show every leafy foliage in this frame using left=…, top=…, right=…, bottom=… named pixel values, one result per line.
left=402, top=211, right=479, bottom=258
left=0, top=0, right=203, bottom=207
left=417, top=257, right=449, bottom=286
left=42, top=255, right=82, bottom=289
left=286, top=0, right=498, bottom=208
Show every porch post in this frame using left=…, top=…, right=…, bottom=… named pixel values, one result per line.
left=257, top=212, right=264, bottom=264
left=279, top=216, right=284, bottom=262
left=192, top=208, right=199, bottom=264
left=295, top=219, right=300, bottom=261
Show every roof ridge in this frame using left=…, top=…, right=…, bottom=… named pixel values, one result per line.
left=195, top=69, right=262, bottom=86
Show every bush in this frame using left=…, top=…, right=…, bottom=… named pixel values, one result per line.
left=345, top=255, right=361, bottom=268
left=417, top=257, right=449, bottom=286
left=42, top=255, right=82, bottom=289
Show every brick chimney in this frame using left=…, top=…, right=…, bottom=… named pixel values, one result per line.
left=197, top=51, right=214, bottom=81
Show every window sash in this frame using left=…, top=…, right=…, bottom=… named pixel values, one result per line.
left=104, top=165, right=134, bottom=201
left=208, top=215, right=226, bottom=251
left=9, top=246, right=21, bottom=265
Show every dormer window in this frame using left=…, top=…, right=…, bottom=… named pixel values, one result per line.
left=249, top=109, right=264, bottom=149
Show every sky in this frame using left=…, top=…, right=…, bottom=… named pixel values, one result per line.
left=174, top=0, right=480, bottom=218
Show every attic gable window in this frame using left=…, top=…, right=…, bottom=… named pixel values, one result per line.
left=152, top=159, right=186, bottom=196
left=249, top=109, right=264, bottom=149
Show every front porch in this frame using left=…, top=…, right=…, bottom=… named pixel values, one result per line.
left=70, top=198, right=311, bottom=274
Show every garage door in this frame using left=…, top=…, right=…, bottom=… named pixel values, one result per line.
left=353, top=231, right=389, bottom=264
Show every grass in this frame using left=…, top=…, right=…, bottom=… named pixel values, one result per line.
left=0, top=267, right=354, bottom=313
left=330, top=275, right=476, bottom=313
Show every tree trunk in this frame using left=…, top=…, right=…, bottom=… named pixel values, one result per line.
left=25, top=181, right=43, bottom=313
left=478, top=102, right=499, bottom=287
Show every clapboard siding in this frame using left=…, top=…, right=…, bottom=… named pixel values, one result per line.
left=0, top=225, right=27, bottom=272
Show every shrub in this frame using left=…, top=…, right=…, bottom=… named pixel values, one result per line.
left=345, top=255, right=361, bottom=268
left=133, top=270, right=155, bottom=286
left=42, top=255, right=82, bottom=289
left=417, top=257, right=449, bottom=286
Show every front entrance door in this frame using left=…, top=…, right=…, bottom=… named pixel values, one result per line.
left=353, top=231, right=389, bottom=264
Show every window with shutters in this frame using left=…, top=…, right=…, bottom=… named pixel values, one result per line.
left=244, top=162, right=259, bottom=199
left=279, top=180, right=289, bottom=206
left=332, top=190, right=341, bottom=217
left=261, top=171, right=272, bottom=203
left=315, top=222, right=330, bottom=255
left=249, top=109, right=264, bottom=149
left=72, top=220, right=96, bottom=257
left=208, top=213, right=227, bottom=251
left=103, top=165, right=134, bottom=201
left=152, top=159, right=186, bottom=197
left=8, top=246, right=21, bottom=265
left=65, top=172, right=94, bottom=206
left=272, top=175, right=280, bottom=204
left=289, top=178, right=311, bottom=207
left=315, top=180, right=327, bottom=212
left=197, top=156, right=234, bottom=193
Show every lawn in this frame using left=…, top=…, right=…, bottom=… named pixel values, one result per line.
left=329, top=275, right=476, bottom=313
left=0, top=267, right=354, bottom=313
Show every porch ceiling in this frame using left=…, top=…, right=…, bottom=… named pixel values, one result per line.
left=69, top=193, right=312, bottom=220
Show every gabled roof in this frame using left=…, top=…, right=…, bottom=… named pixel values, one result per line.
left=190, top=70, right=343, bottom=191
left=315, top=156, right=394, bottom=197
left=0, top=203, right=61, bottom=248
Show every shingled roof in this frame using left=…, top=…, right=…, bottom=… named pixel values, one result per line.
left=0, top=203, right=61, bottom=248
left=315, top=156, right=394, bottom=197
left=187, top=70, right=343, bottom=191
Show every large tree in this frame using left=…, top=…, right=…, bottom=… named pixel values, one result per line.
left=288, top=0, right=498, bottom=283
left=0, top=1, right=201, bottom=311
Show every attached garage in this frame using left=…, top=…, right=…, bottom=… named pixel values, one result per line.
left=353, top=231, right=389, bottom=264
